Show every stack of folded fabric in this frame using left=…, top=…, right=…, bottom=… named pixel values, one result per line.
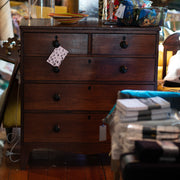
left=117, top=124, right=180, bottom=159
left=135, top=139, right=180, bottom=163
left=116, top=96, right=171, bottom=122
left=126, top=124, right=180, bottom=141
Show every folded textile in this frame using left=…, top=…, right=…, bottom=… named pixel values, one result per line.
left=135, top=140, right=180, bottom=162
left=116, top=96, right=171, bottom=122
left=118, top=89, right=180, bottom=99
left=118, top=112, right=171, bottom=122
left=116, top=106, right=171, bottom=117
left=116, top=105, right=171, bottom=117
left=117, top=96, right=170, bottom=111
left=118, top=89, right=180, bottom=111
left=126, top=124, right=180, bottom=140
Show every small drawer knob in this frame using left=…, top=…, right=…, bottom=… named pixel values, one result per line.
left=120, top=37, right=128, bottom=49
left=88, top=86, right=91, bottom=90
left=119, top=65, right=128, bottom=73
left=88, top=59, right=92, bottom=64
left=53, top=93, right=61, bottom=101
left=52, top=66, right=60, bottom=73
left=53, top=124, right=60, bottom=133
left=52, top=35, right=60, bottom=48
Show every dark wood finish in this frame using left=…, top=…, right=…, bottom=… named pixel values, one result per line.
left=23, top=33, right=88, bottom=55
left=92, top=34, right=156, bottom=56
left=162, top=32, right=180, bottom=79
left=23, top=56, right=155, bottom=81
left=20, top=19, right=159, bottom=169
left=23, top=84, right=154, bottom=111
left=23, top=113, right=110, bottom=142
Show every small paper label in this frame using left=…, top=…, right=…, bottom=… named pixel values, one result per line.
left=99, top=124, right=107, bottom=142
left=115, top=4, right=126, bottom=19
left=47, top=46, right=69, bottom=67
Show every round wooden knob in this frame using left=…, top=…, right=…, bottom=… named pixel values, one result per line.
left=52, top=35, right=60, bottom=48
left=52, top=66, right=60, bottom=73
left=88, top=59, right=92, bottom=64
left=53, top=93, right=61, bottom=101
left=120, top=40, right=128, bottom=49
left=119, top=65, right=128, bottom=73
left=120, top=36, right=128, bottom=49
left=53, top=124, right=60, bottom=133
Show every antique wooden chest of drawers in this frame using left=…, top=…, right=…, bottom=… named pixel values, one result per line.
left=20, top=19, right=160, bottom=169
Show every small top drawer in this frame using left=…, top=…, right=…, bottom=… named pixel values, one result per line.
left=22, top=33, right=88, bottom=56
left=92, top=34, right=156, bottom=56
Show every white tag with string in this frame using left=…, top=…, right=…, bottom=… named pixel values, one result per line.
left=47, top=46, right=69, bottom=67
left=99, top=124, right=107, bottom=142
left=115, top=4, right=126, bottom=19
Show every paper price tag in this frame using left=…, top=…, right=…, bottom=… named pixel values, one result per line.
left=47, top=46, right=69, bottom=67
left=99, top=124, right=107, bottom=142
left=115, top=4, right=126, bottom=19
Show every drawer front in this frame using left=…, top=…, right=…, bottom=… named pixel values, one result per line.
left=23, top=33, right=88, bottom=56
left=23, top=113, right=110, bottom=143
left=23, top=57, right=155, bottom=82
left=23, top=84, right=155, bottom=111
left=92, top=34, right=156, bottom=56
left=95, top=57, right=155, bottom=81
left=23, top=56, right=96, bottom=81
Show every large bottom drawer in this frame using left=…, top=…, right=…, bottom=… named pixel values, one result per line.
left=23, top=84, right=155, bottom=111
left=23, top=112, right=110, bottom=143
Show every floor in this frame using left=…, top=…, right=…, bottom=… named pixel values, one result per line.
left=0, top=128, right=115, bottom=180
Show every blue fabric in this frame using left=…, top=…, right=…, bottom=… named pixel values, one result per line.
left=120, top=89, right=180, bottom=98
